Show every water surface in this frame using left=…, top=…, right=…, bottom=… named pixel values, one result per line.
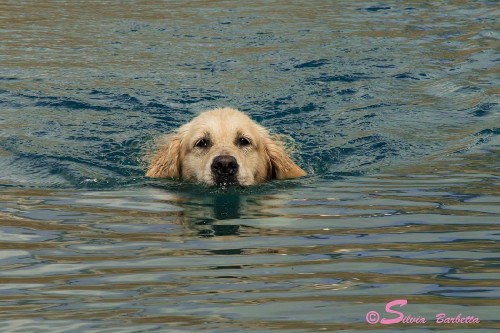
left=0, top=1, right=499, bottom=332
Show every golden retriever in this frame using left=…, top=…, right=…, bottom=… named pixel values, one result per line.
left=146, top=107, right=306, bottom=187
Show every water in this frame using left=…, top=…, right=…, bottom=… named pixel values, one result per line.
left=1, top=1, right=499, bottom=332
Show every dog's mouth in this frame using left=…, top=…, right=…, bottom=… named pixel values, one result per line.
left=214, top=176, right=240, bottom=188
left=211, top=155, right=241, bottom=188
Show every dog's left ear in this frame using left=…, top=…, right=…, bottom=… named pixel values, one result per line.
left=264, top=134, right=306, bottom=180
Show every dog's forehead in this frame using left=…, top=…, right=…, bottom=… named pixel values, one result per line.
left=190, top=109, right=259, bottom=137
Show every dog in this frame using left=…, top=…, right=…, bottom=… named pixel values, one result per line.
left=146, top=107, right=306, bottom=186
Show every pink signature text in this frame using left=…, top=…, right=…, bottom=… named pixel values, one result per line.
left=366, top=299, right=480, bottom=325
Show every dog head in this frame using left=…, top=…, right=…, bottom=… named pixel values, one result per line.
left=146, top=107, right=306, bottom=186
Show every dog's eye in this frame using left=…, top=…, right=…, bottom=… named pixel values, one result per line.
left=195, top=138, right=210, bottom=149
left=238, top=137, right=251, bottom=147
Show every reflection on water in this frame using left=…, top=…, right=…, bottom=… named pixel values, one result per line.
left=0, top=0, right=499, bottom=332
left=0, top=151, right=498, bottom=331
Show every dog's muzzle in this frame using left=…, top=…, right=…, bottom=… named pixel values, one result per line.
left=211, top=155, right=239, bottom=186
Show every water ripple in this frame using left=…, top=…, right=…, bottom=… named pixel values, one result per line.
left=0, top=0, right=498, bottom=331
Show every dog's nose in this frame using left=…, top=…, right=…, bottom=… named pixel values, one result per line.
left=211, top=155, right=238, bottom=176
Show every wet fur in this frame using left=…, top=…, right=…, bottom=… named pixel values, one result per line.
left=146, top=107, right=306, bottom=186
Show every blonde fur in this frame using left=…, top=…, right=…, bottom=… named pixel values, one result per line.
left=146, top=107, right=306, bottom=186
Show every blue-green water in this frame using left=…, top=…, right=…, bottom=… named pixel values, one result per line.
left=0, top=1, right=498, bottom=332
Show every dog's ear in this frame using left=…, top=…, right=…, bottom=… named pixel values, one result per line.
left=146, top=133, right=182, bottom=178
left=264, top=134, right=306, bottom=180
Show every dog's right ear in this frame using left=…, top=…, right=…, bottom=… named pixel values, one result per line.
left=146, top=133, right=182, bottom=178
